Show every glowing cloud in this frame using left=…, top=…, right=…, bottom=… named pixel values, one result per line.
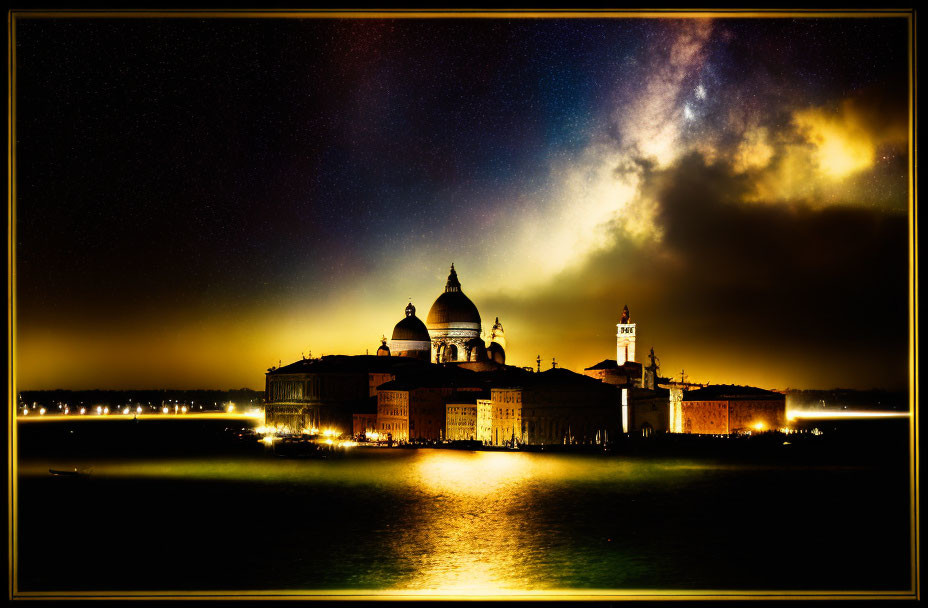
left=793, top=103, right=876, bottom=179
left=732, top=127, right=775, bottom=173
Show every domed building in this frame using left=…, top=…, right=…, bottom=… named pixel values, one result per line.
left=389, top=303, right=431, bottom=361
left=427, top=264, right=484, bottom=363
left=376, top=336, right=391, bottom=357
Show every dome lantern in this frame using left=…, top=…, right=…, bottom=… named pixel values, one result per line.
left=444, top=263, right=462, bottom=293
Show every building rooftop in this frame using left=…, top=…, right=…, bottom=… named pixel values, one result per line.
left=683, top=384, right=784, bottom=401
left=445, top=390, right=492, bottom=404
left=268, top=354, right=431, bottom=376
left=585, top=359, right=643, bottom=371
left=585, top=359, right=619, bottom=370
left=490, top=367, right=614, bottom=390
left=628, top=387, right=671, bottom=399
left=376, top=366, right=481, bottom=391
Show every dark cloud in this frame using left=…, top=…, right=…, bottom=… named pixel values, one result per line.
left=485, top=152, right=908, bottom=390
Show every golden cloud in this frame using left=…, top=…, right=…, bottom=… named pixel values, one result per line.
left=738, top=96, right=907, bottom=204
left=792, top=102, right=877, bottom=179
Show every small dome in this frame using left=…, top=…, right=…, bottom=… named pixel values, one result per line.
left=465, top=337, right=487, bottom=362
left=376, top=337, right=390, bottom=357
left=427, top=265, right=481, bottom=326
left=392, top=302, right=430, bottom=341
left=487, top=341, right=505, bottom=365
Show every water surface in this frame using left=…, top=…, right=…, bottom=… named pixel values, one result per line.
left=16, top=419, right=911, bottom=593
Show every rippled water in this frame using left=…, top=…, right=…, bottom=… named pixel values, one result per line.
left=16, top=420, right=911, bottom=593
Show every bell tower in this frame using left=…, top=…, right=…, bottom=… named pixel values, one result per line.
left=616, top=304, right=636, bottom=365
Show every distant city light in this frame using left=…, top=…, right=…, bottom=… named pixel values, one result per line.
left=786, top=410, right=910, bottom=421
left=39, top=408, right=46, bottom=415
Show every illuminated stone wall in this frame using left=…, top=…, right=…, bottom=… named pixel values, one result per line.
left=679, top=393, right=786, bottom=435
left=680, top=400, right=729, bottom=434
left=728, top=399, right=787, bottom=433
left=265, top=372, right=368, bottom=434
left=627, top=391, right=670, bottom=436
left=476, top=399, right=493, bottom=443
left=377, top=389, right=409, bottom=441
left=490, top=388, right=523, bottom=446
left=445, top=402, right=478, bottom=441
left=669, top=387, right=684, bottom=433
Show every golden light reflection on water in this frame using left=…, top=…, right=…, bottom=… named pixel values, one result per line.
left=395, top=451, right=554, bottom=592
left=18, top=448, right=817, bottom=591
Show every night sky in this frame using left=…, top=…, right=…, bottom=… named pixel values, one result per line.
left=14, top=16, right=911, bottom=390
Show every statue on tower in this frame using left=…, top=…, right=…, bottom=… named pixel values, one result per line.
left=621, top=304, right=630, bottom=324
left=643, top=346, right=661, bottom=390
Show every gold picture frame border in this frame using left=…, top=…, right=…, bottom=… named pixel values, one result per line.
left=6, top=7, right=918, bottom=601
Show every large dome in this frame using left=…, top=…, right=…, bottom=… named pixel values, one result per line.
left=392, top=303, right=430, bottom=341
left=426, top=265, right=481, bottom=327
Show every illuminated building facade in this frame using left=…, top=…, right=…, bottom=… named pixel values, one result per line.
left=376, top=372, right=484, bottom=442
left=264, top=355, right=428, bottom=434
left=624, top=387, right=671, bottom=437
left=490, top=368, right=621, bottom=446
left=680, top=385, right=787, bottom=434
left=490, top=388, right=523, bottom=447
left=444, top=393, right=492, bottom=442
left=377, top=386, right=409, bottom=441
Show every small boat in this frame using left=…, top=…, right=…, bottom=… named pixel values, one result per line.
left=49, top=468, right=81, bottom=477
left=49, top=466, right=92, bottom=477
